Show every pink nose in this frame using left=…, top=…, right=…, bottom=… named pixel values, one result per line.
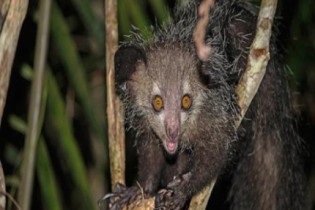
left=165, top=115, right=180, bottom=140
left=166, top=126, right=179, bottom=140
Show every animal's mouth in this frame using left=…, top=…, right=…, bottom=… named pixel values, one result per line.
left=165, top=140, right=178, bottom=154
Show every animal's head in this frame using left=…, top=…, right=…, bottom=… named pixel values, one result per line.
left=115, top=43, right=209, bottom=154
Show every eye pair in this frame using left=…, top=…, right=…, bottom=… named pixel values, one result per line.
left=152, top=95, right=192, bottom=112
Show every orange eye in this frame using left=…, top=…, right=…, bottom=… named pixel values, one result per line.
left=152, top=95, right=163, bottom=112
left=182, top=94, right=192, bottom=110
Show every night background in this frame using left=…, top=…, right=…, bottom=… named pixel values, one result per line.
left=0, top=0, right=314, bottom=209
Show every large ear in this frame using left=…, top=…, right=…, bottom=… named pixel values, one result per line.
left=200, top=2, right=257, bottom=87
left=225, top=4, right=256, bottom=78
left=114, top=44, right=147, bottom=88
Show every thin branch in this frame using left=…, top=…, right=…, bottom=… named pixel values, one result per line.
left=105, top=0, right=126, bottom=188
left=0, top=0, right=28, bottom=209
left=235, top=0, right=278, bottom=126
left=0, top=0, right=29, bottom=124
left=188, top=178, right=216, bottom=210
left=0, top=191, right=21, bottom=210
left=193, top=0, right=214, bottom=61
left=190, top=0, right=278, bottom=209
left=0, top=162, right=5, bottom=210
left=17, top=0, right=51, bottom=209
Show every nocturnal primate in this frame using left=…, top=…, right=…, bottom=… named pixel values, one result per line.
left=107, top=0, right=306, bottom=209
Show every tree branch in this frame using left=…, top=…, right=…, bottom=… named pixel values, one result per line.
left=190, top=0, right=278, bottom=209
left=193, top=0, right=214, bottom=61
left=17, top=0, right=51, bottom=209
left=0, top=0, right=29, bottom=124
left=105, top=0, right=126, bottom=188
left=0, top=162, right=5, bottom=210
left=0, top=0, right=29, bottom=209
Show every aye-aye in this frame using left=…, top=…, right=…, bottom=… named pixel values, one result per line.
left=112, top=0, right=306, bottom=209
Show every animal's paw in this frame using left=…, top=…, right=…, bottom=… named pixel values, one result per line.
left=154, top=172, right=192, bottom=210
left=98, top=183, right=142, bottom=210
left=167, top=172, right=192, bottom=189
left=155, top=188, right=187, bottom=210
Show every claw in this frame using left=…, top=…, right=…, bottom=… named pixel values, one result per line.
left=99, top=184, right=145, bottom=210
left=103, top=193, right=119, bottom=200
left=113, top=183, right=127, bottom=193
left=155, top=173, right=191, bottom=210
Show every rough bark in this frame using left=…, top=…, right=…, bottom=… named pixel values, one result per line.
left=0, top=0, right=28, bottom=125
left=105, top=0, right=126, bottom=188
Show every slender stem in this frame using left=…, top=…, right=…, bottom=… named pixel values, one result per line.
left=0, top=161, right=5, bottom=210
left=193, top=0, right=214, bottom=61
left=0, top=0, right=29, bottom=124
left=235, top=0, right=278, bottom=126
left=105, top=0, right=126, bottom=188
left=17, top=0, right=51, bottom=209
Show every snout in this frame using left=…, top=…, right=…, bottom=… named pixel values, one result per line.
left=164, top=115, right=180, bottom=154
left=165, top=114, right=180, bottom=141
left=166, top=125, right=179, bottom=141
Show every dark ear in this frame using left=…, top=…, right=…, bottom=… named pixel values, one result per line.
left=115, top=44, right=147, bottom=87
left=225, top=4, right=256, bottom=77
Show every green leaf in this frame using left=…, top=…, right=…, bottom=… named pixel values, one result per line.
left=50, top=2, right=106, bottom=143
left=46, top=70, right=96, bottom=210
left=37, top=139, right=63, bottom=210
